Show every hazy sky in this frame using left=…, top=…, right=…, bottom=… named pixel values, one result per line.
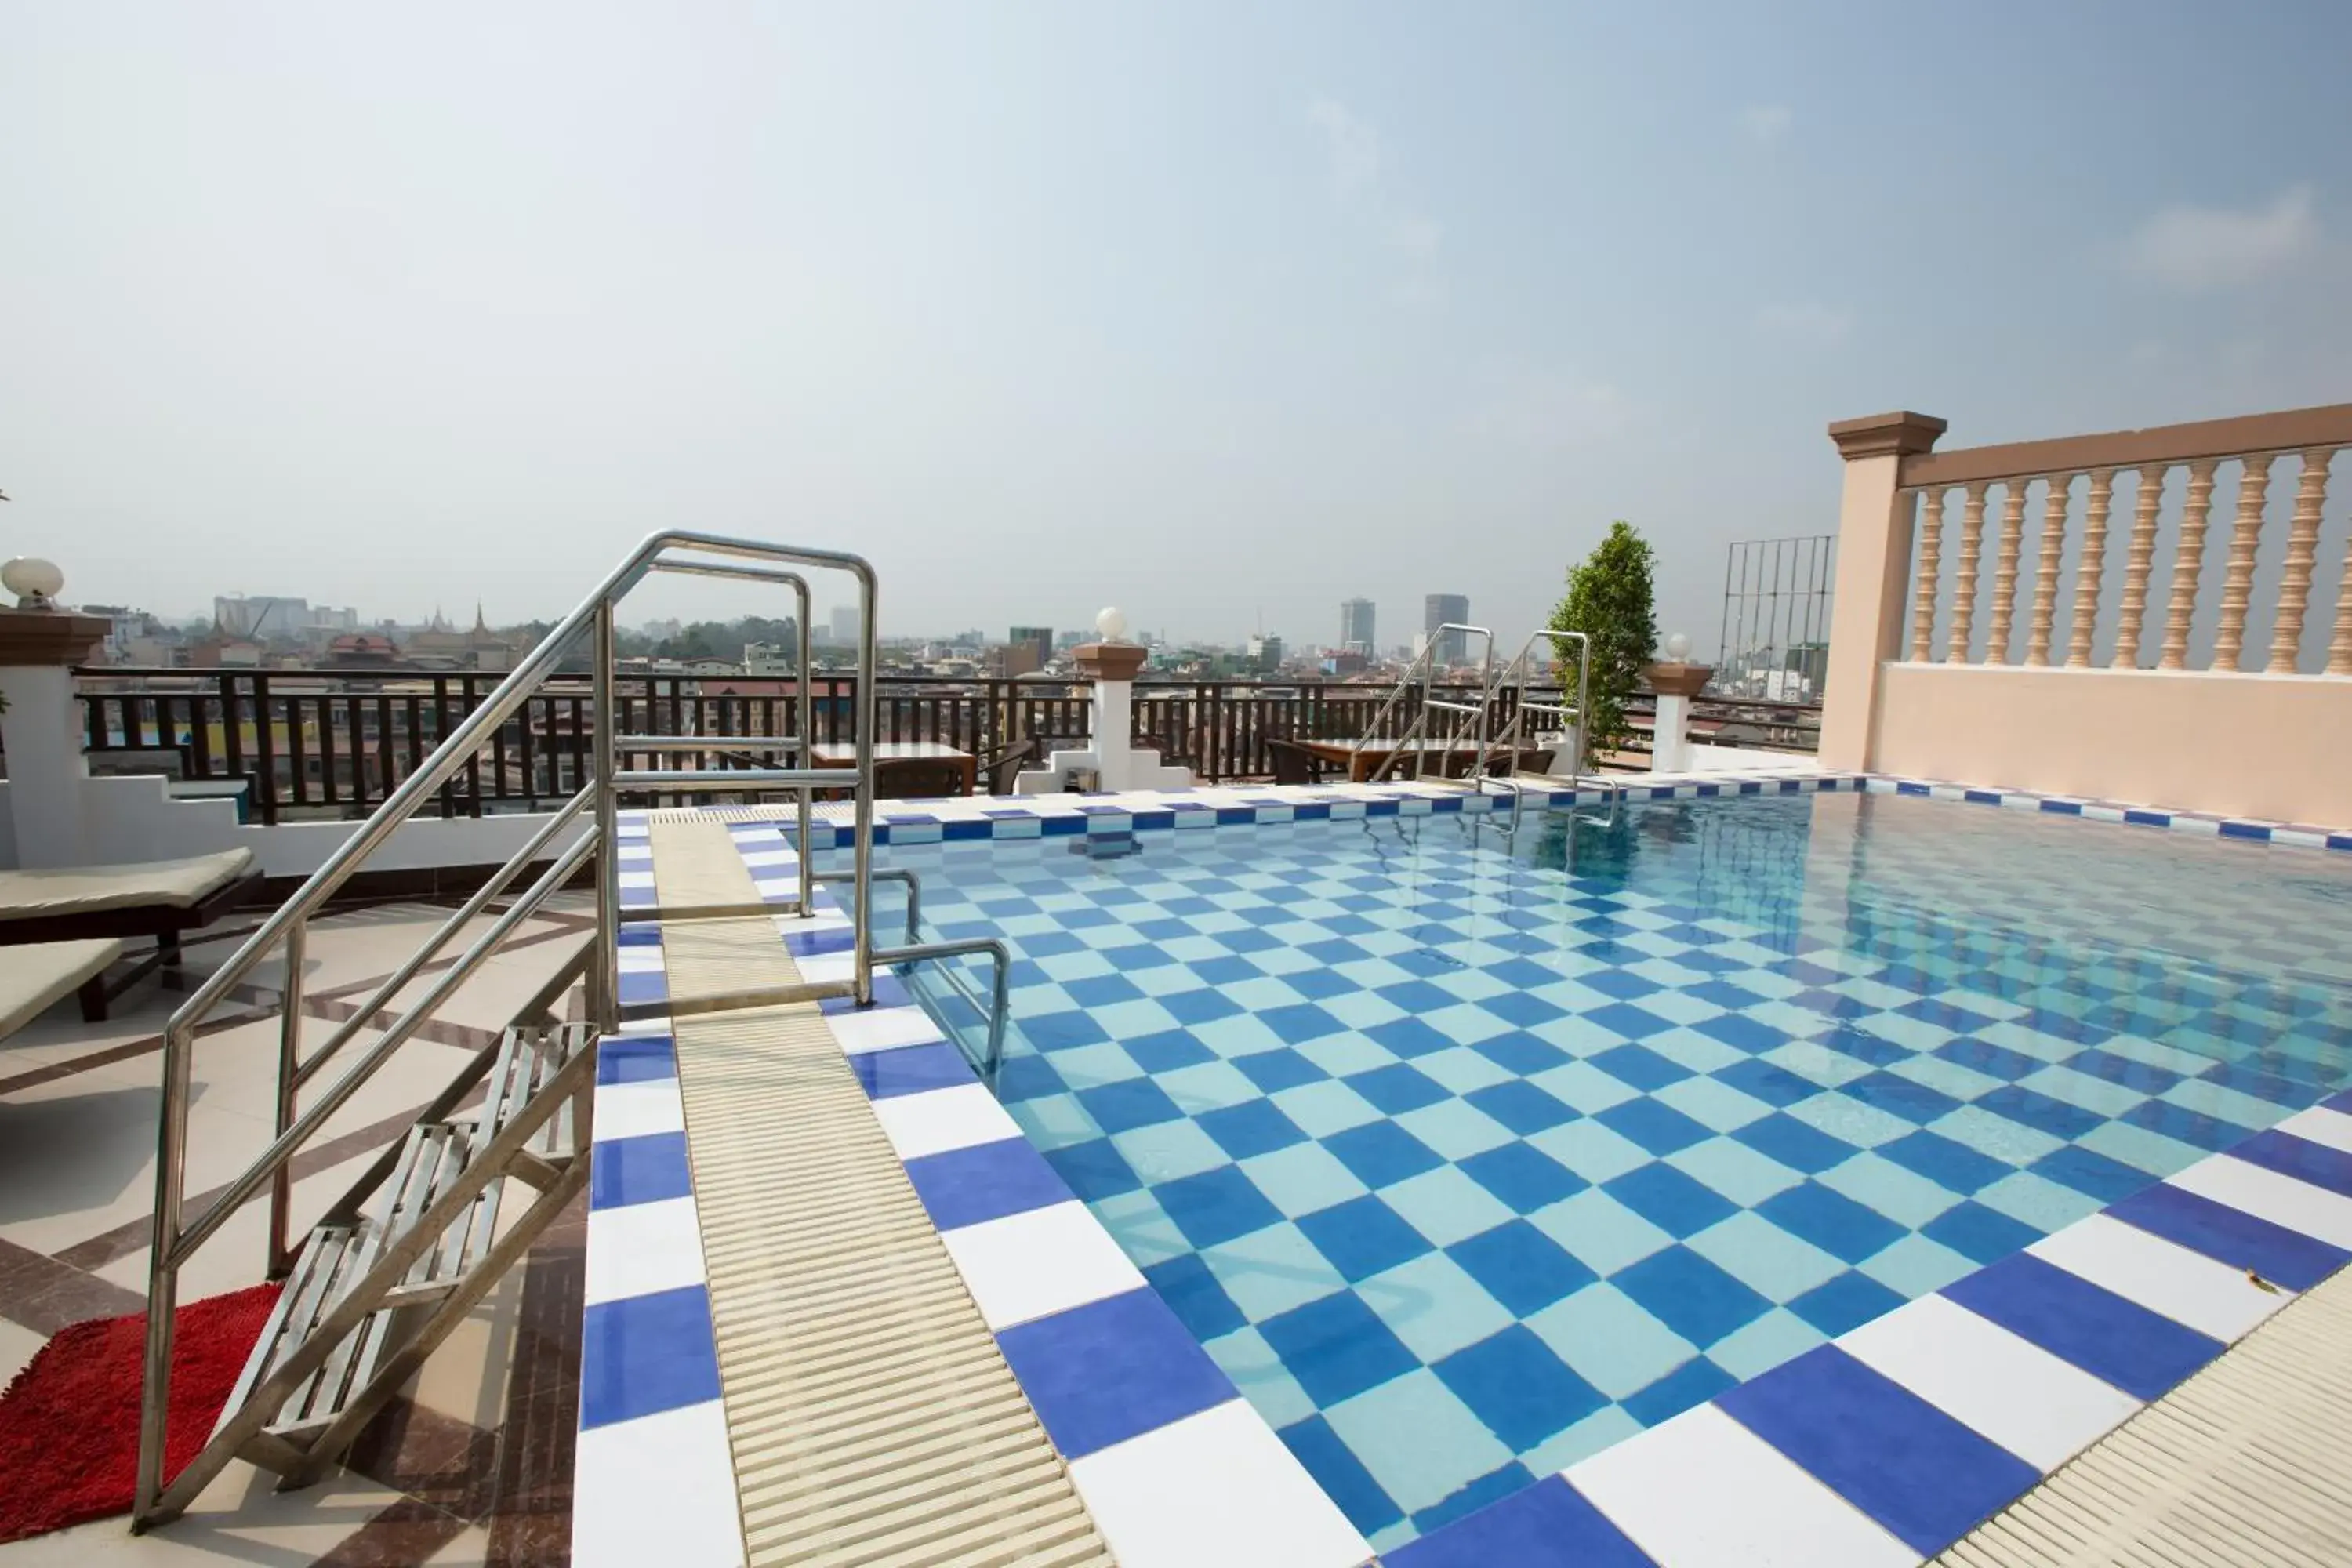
left=5, top=4, right=2347, bottom=652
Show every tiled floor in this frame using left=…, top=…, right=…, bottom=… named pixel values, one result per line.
left=0, top=895, right=595, bottom=1565
left=880, top=789, right=2352, bottom=1548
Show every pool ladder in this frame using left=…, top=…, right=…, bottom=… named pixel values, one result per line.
left=132, top=532, right=1009, bottom=1531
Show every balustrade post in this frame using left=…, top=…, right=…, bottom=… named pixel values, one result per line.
left=1947, top=481, right=1987, bottom=662
left=2213, top=455, right=2273, bottom=670
left=2269, top=448, right=2333, bottom=673
left=2160, top=459, right=2219, bottom=670
left=1908, top=488, right=1943, bottom=661
left=2026, top=474, right=2071, bottom=667
left=1987, top=477, right=2028, bottom=666
left=2112, top=465, right=2165, bottom=668
left=1819, top=410, right=1947, bottom=769
left=2066, top=470, right=2111, bottom=668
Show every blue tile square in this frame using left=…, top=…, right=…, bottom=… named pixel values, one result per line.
left=1279, top=1415, right=1404, bottom=1536
left=1460, top=1143, right=1587, bottom=1213
left=1472, top=1032, right=1570, bottom=1076
left=1065, top=973, right=1145, bottom=1007
left=2104, top=1181, right=2351, bottom=1290
left=1465, top=1080, right=1579, bottom=1136
left=848, top=1040, right=973, bottom=1100
left=1944, top=1253, right=2222, bottom=1400
left=1788, top=1269, right=1907, bottom=1336
left=1299, top=1195, right=1437, bottom=1282
left=2223, top=1128, right=2352, bottom=1196
left=1385, top=1475, right=1655, bottom=1568
left=590, top=1131, right=693, bottom=1210
left=1348, top=1063, right=1451, bottom=1115
left=2031, top=1144, right=2155, bottom=1203
left=1198, top=1098, right=1309, bottom=1160
left=1603, top=1162, right=1737, bottom=1238
left=596, top=1034, right=677, bottom=1085
left=1974, top=1085, right=2104, bottom=1141
left=1711, top=1058, right=1818, bottom=1109
left=1145, top=1253, right=1249, bottom=1343
left=998, top=1287, right=1237, bottom=1459
left=1878, top=1129, right=2012, bottom=1195
left=906, top=1137, right=1074, bottom=1231
left=1719, top=1346, right=2038, bottom=1556
left=579, top=1283, right=722, bottom=1429
left=1410, top=1461, right=1540, bottom=1537
left=1259, top=1290, right=1422, bottom=1406
left=1045, top=1137, right=1144, bottom=1201
left=1842, top=1071, right=1963, bottom=1125
left=1025, top=1008, right=1112, bottom=1050
left=1583, top=970, right=1661, bottom=1001
left=1920, top=1200, right=2044, bottom=1265
left=1163, top=989, right=1244, bottom=1025
left=1324, top=1121, right=1446, bottom=1188
left=1590, top=1044, right=1693, bottom=1093
left=1126, top=1029, right=1217, bottom=1073
left=1758, top=1181, right=1905, bottom=1263
left=1595, top=1098, right=1712, bottom=1156
left=1585, top=1002, right=1675, bottom=1041
left=1236, top=1049, right=1331, bottom=1093
left=1432, top=1326, right=1606, bottom=1450
left=1479, top=990, right=1569, bottom=1028
left=1155, top=1164, right=1285, bottom=1248
left=1446, top=1220, right=1597, bottom=1316
left=1265, top=1002, right=1348, bottom=1044
left=1077, top=1078, right=1186, bottom=1135
left=995, top=1053, right=1068, bottom=1103
left=1613, top=1244, right=1773, bottom=1347
left=1621, top=1355, right=1736, bottom=1425
left=1368, top=1018, right=1461, bottom=1059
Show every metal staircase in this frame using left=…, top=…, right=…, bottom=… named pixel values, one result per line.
left=132, top=532, right=1007, bottom=1530
left=1351, top=624, right=1621, bottom=832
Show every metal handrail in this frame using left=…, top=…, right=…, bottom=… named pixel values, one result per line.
left=136, top=531, right=882, bottom=1528
left=1363, top=624, right=1494, bottom=784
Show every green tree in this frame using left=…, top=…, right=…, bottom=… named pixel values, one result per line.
left=1548, top=520, right=1657, bottom=762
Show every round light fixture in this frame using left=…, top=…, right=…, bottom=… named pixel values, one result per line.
left=1664, top=631, right=1692, bottom=661
left=1095, top=606, right=1129, bottom=642
left=2, top=557, right=63, bottom=608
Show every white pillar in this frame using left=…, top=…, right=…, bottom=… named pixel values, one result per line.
left=0, top=607, right=112, bottom=868
left=1090, top=673, right=1141, bottom=789
left=1653, top=692, right=1693, bottom=772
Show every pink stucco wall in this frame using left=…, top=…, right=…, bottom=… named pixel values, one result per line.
left=1869, top=663, right=2352, bottom=826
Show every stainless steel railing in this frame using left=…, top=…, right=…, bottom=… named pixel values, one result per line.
left=135, top=530, right=887, bottom=1527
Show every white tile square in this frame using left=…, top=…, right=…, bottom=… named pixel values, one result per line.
left=585, top=1196, right=708, bottom=1305
left=2166, top=1155, right=2352, bottom=1250
left=1837, top=1293, right=2140, bottom=1471
left=869, top=1082, right=1021, bottom=1161
left=1068, top=1399, right=1370, bottom=1568
left=2029, top=1214, right=2291, bottom=1342
left=1568, top=1403, right=1914, bottom=1568
left=2275, top=1105, right=2352, bottom=1156
left=572, top=1401, right=743, bottom=1568
left=824, top=1003, right=946, bottom=1055
left=939, top=1201, right=1145, bottom=1330
left=593, top=1079, right=685, bottom=1142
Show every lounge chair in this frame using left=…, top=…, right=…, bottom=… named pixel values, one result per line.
left=1268, top=738, right=1326, bottom=786
left=0, top=937, right=127, bottom=1036
left=0, top=848, right=262, bottom=999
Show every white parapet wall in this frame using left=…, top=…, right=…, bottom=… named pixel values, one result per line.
left=0, top=773, right=586, bottom=878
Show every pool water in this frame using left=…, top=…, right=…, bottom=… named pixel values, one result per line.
left=876, top=792, right=2352, bottom=1550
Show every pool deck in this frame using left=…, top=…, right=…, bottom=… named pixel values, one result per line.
left=585, top=771, right=2352, bottom=1567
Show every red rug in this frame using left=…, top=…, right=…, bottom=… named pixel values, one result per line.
left=0, top=1283, right=281, bottom=1544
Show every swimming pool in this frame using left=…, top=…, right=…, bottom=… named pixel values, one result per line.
left=876, top=789, right=2352, bottom=1551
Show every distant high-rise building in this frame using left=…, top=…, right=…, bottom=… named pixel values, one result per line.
left=214, top=594, right=310, bottom=640
left=1010, top=626, right=1053, bottom=667
left=1247, top=633, right=1285, bottom=673
left=1425, top=594, right=1469, bottom=664
left=829, top=604, right=862, bottom=646
left=1340, top=598, right=1376, bottom=654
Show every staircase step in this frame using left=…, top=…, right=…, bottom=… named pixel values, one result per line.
left=219, top=1022, right=596, bottom=1443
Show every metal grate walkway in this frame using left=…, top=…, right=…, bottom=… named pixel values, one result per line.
left=1936, top=1264, right=2352, bottom=1567
left=651, top=819, right=1115, bottom=1568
